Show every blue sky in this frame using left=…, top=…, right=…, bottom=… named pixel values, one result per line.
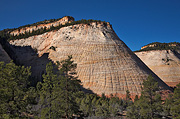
left=0, top=0, right=180, bottom=51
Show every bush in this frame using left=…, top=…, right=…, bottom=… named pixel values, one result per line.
left=49, top=46, right=56, bottom=51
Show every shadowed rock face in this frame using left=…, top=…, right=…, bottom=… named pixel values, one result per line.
left=0, top=44, right=11, bottom=63
left=135, top=50, right=180, bottom=87
left=9, top=20, right=172, bottom=97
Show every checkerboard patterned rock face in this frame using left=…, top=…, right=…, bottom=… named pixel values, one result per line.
left=135, top=50, right=180, bottom=87
left=10, top=22, right=172, bottom=97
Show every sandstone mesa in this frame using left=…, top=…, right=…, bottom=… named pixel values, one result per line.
left=1, top=16, right=173, bottom=98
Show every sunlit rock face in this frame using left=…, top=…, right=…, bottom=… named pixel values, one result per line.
left=135, top=49, right=180, bottom=87
left=9, top=18, right=172, bottom=97
left=10, top=16, right=74, bottom=36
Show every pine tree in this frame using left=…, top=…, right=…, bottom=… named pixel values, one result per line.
left=0, top=61, right=36, bottom=118
left=134, top=95, right=139, bottom=102
left=56, top=55, right=81, bottom=118
left=37, top=62, right=58, bottom=119
left=95, top=97, right=109, bottom=117
left=37, top=56, right=81, bottom=118
left=127, top=75, right=162, bottom=119
left=125, top=90, right=132, bottom=107
left=171, top=83, right=180, bottom=119
left=109, top=96, right=122, bottom=117
left=126, top=101, right=141, bottom=119
left=163, top=94, right=173, bottom=117
left=79, top=94, right=94, bottom=117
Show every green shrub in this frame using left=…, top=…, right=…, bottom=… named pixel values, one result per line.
left=49, top=46, right=56, bottom=51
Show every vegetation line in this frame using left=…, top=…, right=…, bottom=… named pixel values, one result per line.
left=134, top=42, right=180, bottom=52
left=12, top=16, right=74, bottom=30
left=0, top=17, right=109, bottom=41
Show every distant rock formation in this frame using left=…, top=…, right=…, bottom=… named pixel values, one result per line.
left=8, top=17, right=172, bottom=98
left=135, top=48, right=180, bottom=87
left=140, top=42, right=180, bottom=50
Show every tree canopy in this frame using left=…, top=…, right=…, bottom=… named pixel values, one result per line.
left=37, top=56, right=81, bottom=118
left=171, top=83, right=180, bottom=119
left=127, top=75, right=163, bottom=119
left=0, top=61, right=36, bottom=118
left=1, top=58, right=180, bottom=118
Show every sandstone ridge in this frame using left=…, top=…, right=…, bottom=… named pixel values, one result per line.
left=10, top=16, right=74, bottom=36
left=135, top=49, right=180, bottom=87
left=9, top=17, right=172, bottom=97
